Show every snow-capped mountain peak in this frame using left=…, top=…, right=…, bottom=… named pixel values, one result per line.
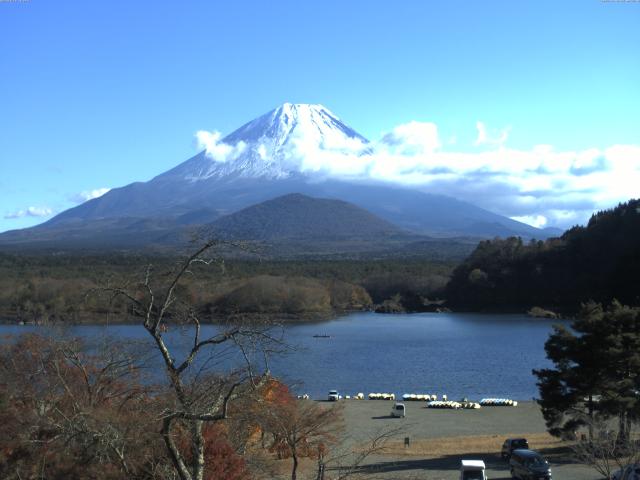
left=223, top=103, right=368, bottom=146
left=163, top=103, right=370, bottom=182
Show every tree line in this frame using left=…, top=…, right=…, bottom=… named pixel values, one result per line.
left=0, top=254, right=454, bottom=324
left=445, top=199, right=640, bottom=312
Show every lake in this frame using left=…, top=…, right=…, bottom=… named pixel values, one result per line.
left=0, top=312, right=564, bottom=401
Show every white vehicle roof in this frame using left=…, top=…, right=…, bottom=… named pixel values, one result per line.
left=461, top=460, right=485, bottom=469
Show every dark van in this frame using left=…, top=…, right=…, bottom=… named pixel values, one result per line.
left=509, top=449, right=552, bottom=480
left=501, top=438, right=529, bottom=459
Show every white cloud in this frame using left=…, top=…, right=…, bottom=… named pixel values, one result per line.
left=510, top=214, right=548, bottom=229
left=71, top=187, right=111, bottom=204
left=257, top=143, right=268, bottom=160
left=195, top=118, right=640, bottom=229
left=295, top=123, right=640, bottom=228
left=291, top=128, right=370, bottom=176
left=5, top=206, right=53, bottom=219
left=196, top=130, right=247, bottom=163
left=381, top=121, right=440, bottom=154
left=475, top=121, right=510, bottom=146
left=475, top=121, right=488, bottom=145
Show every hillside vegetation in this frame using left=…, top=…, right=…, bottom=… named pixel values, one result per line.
left=0, top=255, right=453, bottom=324
left=445, top=199, right=640, bottom=312
left=213, top=275, right=372, bottom=316
left=210, top=193, right=402, bottom=240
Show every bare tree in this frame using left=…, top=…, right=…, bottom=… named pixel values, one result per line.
left=572, top=417, right=640, bottom=479
left=258, top=399, right=344, bottom=480
left=100, top=239, right=282, bottom=480
left=323, top=425, right=406, bottom=480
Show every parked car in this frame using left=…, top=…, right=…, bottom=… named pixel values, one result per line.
left=390, top=402, right=406, bottom=418
left=509, top=449, right=552, bottom=480
left=328, top=390, right=340, bottom=401
left=460, top=459, right=487, bottom=480
left=501, top=438, right=530, bottom=459
left=613, top=464, right=640, bottom=480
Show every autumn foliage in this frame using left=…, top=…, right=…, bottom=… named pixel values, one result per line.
left=0, top=334, right=344, bottom=480
left=0, top=333, right=164, bottom=479
left=0, top=334, right=256, bottom=480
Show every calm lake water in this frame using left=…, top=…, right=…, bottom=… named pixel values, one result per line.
left=0, top=312, right=564, bottom=400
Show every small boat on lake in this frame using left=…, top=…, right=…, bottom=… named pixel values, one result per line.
left=313, top=334, right=331, bottom=338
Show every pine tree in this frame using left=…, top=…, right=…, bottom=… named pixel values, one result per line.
left=534, top=301, right=640, bottom=440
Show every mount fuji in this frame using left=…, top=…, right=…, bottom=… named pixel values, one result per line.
left=0, top=103, right=559, bottom=253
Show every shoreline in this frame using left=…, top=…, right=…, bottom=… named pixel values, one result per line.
left=0, top=307, right=567, bottom=327
left=0, top=310, right=347, bottom=326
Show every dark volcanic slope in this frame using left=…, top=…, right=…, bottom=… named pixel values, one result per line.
left=209, top=193, right=404, bottom=240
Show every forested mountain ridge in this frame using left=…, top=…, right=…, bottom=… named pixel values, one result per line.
left=445, top=199, right=640, bottom=311
left=209, top=193, right=403, bottom=240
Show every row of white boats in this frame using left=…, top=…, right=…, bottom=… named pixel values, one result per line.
left=297, top=392, right=519, bottom=408
left=427, top=400, right=481, bottom=409
left=479, top=398, right=519, bottom=406
left=402, top=393, right=445, bottom=401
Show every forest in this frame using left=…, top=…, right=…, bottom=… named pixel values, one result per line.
left=2, top=199, right=639, bottom=325
left=0, top=253, right=454, bottom=324
left=445, top=199, right=640, bottom=313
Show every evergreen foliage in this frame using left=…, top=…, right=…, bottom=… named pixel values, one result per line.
left=446, top=199, right=640, bottom=311
left=534, top=301, right=640, bottom=440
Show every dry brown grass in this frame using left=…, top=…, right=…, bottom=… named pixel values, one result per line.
left=381, top=432, right=565, bottom=457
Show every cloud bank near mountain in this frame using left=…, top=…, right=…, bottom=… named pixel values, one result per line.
left=70, top=188, right=112, bottom=204
left=197, top=120, right=640, bottom=229
left=5, top=206, right=53, bottom=219
left=195, top=130, right=247, bottom=164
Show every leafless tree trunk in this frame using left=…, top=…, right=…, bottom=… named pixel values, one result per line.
left=323, top=425, right=406, bottom=480
left=291, top=448, right=299, bottom=480
left=100, top=239, right=281, bottom=480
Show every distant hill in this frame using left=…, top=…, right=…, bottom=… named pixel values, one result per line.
left=209, top=193, right=403, bottom=240
left=202, top=193, right=478, bottom=260
left=0, top=193, right=478, bottom=260
left=445, top=199, right=640, bottom=311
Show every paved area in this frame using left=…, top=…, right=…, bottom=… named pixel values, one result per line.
left=316, top=400, right=601, bottom=480
left=340, top=400, right=549, bottom=440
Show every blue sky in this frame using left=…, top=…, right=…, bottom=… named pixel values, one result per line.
left=1, top=0, right=639, bottom=232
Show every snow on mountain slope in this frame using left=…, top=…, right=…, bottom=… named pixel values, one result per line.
left=159, top=103, right=370, bottom=181
left=7, top=102, right=557, bottom=244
